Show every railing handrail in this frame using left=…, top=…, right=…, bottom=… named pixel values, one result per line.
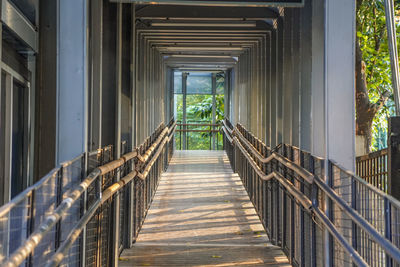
left=356, top=148, right=388, bottom=162
left=222, top=118, right=400, bottom=266
left=311, top=205, right=368, bottom=266
left=0, top=152, right=87, bottom=218
left=1, top=119, right=176, bottom=267
left=221, top=125, right=233, bottom=144
left=177, top=123, right=220, bottom=127
left=314, top=174, right=400, bottom=263
left=2, top=168, right=104, bottom=267
left=331, top=159, right=400, bottom=210
left=233, top=127, right=314, bottom=184
left=0, top=167, right=59, bottom=218
left=46, top=122, right=175, bottom=267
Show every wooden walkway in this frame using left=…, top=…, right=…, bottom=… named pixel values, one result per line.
left=119, top=151, right=289, bottom=267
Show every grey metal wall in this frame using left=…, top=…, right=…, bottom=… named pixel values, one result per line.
left=230, top=0, right=355, bottom=170
left=33, top=0, right=171, bottom=182
left=31, top=0, right=354, bottom=201
left=135, top=28, right=169, bottom=144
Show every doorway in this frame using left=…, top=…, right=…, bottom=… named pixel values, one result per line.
left=0, top=68, right=31, bottom=205
left=174, top=71, right=225, bottom=150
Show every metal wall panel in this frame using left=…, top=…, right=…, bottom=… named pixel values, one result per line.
left=56, top=0, right=88, bottom=164
left=101, top=1, right=117, bottom=148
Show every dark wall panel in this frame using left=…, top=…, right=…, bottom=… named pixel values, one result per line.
left=101, top=0, right=117, bottom=148
left=34, top=0, right=56, bottom=180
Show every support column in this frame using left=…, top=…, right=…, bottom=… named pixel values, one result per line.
left=182, top=72, right=187, bottom=150
left=311, top=0, right=356, bottom=265
left=299, top=0, right=312, bottom=151
left=127, top=3, right=136, bottom=248
left=212, top=73, right=216, bottom=150
left=388, top=117, right=400, bottom=200
left=224, top=70, right=230, bottom=120
left=56, top=0, right=88, bottom=164
left=324, top=0, right=355, bottom=171
left=112, top=4, right=123, bottom=266
left=275, top=16, right=284, bottom=146
left=265, top=33, right=271, bottom=146
left=270, top=27, right=278, bottom=147
left=88, top=0, right=103, bottom=150
left=283, top=9, right=293, bottom=145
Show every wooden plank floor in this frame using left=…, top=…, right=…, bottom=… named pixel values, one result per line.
left=119, top=151, right=290, bottom=267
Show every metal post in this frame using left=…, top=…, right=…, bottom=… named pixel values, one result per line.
left=388, top=116, right=400, bottom=200
left=384, top=197, right=393, bottom=267
left=88, top=0, right=103, bottom=151
left=127, top=3, right=136, bottom=248
left=224, top=70, right=229, bottom=120
left=56, top=0, right=88, bottom=165
left=212, top=73, right=217, bottom=150
left=384, top=0, right=400, bottom=115
left=112, top=4, right=122, bottom=266
left=81, top=154, right=88, bottom=267
left=182, top=72, right=187, bottom=150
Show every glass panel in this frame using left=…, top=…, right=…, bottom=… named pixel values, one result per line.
left=0, top=72, right=5, bottom=206
left=174, top=94, right=183, bottom=148
left=9, top=0, right=36, bottom=25
left=11, top=80, right=27, bottom=198
left=216, top=72, right=225, bottom=95
left=186, top=94, right=213, bottom=150
left=173, top=71, right=224, bottom=151
left=174, top=72, right=182, bottom=94
left=187, top=72, right=212, bottom=95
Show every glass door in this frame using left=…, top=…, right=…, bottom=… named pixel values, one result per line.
left=0, top=69, right=30, bottom=204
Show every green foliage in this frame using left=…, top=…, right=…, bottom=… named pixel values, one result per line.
left=188, top=95, right=225, bottom=123
left=174, top=73, right=225, bottom=150
left=357, top=0, right=399, bottom=150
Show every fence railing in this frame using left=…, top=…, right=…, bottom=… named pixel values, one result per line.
left=175, top=121, right=222, bottom=150
left=0, top=118, right=176, bottom=267
left=356, top=148, right=388, bottom=192
left=222, top=118, right=400, bottom=267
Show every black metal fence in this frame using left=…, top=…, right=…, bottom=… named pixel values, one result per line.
left=0, top=118, right=176, bottom=267
left=222, top=118, right=400, bottom=267
left=175, top=121, right=222, bottom=150
left=356, top=149, right=388, bottom=192
left=0, top=154, right=87, bottom=266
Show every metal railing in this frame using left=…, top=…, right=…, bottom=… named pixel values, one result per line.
left=222, top=118, right=400, bottom=267
left=356, top=148, right=388, bottom=192
left=175, top=121, right=222, bottom=150
left=0, top=118, right=176, bottom=267
left=0, top=146, right=112, bottom=266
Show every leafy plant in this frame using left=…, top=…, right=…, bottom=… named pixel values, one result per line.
left=189, top=95, right=225, bottom=123
left=356, top=0, right=400, bottom=151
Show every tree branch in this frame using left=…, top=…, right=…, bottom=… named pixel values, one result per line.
left=372, top=90, right=391, bottom=112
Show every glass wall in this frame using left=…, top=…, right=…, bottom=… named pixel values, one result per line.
left=174, top=71, right=225, bottom=150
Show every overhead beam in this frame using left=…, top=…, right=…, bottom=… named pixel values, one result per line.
left=157, top=46, right=244, bottom=51
left=135, top=5, right=278, bottom=19
left=165, top=57, right=237, bottom=64
left=174, top=67, right=230, bottom=71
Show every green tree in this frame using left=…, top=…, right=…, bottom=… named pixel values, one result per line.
left=356, top=0, right=399, bottom=153
left=189, top=95, right=225, bottom=123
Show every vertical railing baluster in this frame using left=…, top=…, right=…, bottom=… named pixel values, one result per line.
left=28, top=190, right=35, bottom=267
left=384, top=198, right=392, bottom=267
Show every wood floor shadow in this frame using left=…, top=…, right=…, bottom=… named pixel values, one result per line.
left=119, top=151, right=290, bottom=267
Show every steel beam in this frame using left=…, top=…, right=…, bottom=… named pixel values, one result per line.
left=384, top=0, right=400, bottom=115
left=1, top=0, right=37, bottom=52
left=115, top=0, right=304, bottom=7
left=136, top=5, right=278, bottom=19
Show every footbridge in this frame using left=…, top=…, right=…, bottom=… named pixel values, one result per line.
left=0, top=0, right=399, bottom=267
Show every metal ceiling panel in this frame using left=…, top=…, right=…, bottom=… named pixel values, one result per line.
left=113, top=0, right=303, bottom=7
left=1, top=0, right=37, bottom=52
